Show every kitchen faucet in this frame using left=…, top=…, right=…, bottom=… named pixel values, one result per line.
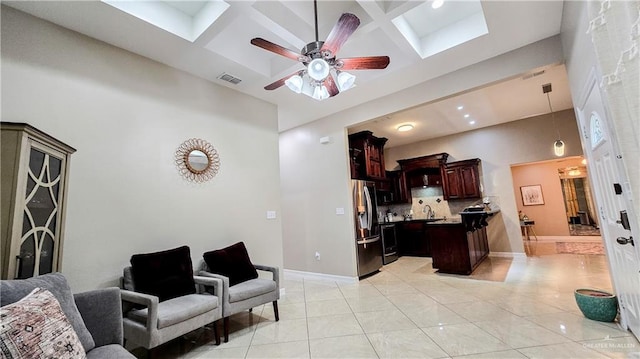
left=423, top=205, right=435, bottom=219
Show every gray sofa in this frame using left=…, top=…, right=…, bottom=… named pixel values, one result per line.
left=0, top=273, right=134, bottom=359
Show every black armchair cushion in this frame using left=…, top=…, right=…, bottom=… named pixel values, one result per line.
left=203, top=242, right=258, bottom=286
left=130, top=245, right=196, bottom=302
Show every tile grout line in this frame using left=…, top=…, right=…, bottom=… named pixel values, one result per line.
left=345, top=280, right=383, bottom=359
left=302, top=277, right=312, bottom=359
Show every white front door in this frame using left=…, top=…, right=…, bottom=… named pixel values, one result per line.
left=576, top=71, right=640, bottom=338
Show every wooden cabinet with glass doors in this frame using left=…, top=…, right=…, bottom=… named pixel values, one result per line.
left=1, top=123, right=75, bottom=279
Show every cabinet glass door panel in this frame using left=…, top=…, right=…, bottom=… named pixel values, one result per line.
left=18, top=147, right=63, bottom=278
left=18, top=233, right=36, bottom=279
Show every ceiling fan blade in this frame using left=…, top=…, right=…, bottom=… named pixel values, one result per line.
left=337, top=56, right=390, bottom=70
left=264, top=71, right=302, bottom=91
left=251, top=38, right=308, bottom=62
left=324, top=76, right=339, bottom=97
left=320, top=13, right=360, bottom=58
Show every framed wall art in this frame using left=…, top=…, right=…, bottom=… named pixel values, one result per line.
left=520, top=184, right=545, bottom=206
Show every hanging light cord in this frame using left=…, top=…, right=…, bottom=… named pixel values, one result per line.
left=546, top=92, right=561, bottom=140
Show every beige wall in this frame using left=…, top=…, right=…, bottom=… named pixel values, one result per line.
left=511, top=157, right=586, bottom=236
left=281, top=37, right=566, bottom=277
left=1, top=8, right=283, bottom=292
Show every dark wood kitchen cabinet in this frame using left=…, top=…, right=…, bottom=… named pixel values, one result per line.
left=398, top=153, right=448, bottom=194
left=377, top=170, right=410, bottom=205
left=428, top=223, right=488, bottom=275
left=406, top=168, right=442, bottom=188
left=442, top=159, right=481, bottom=200
left=397, top=221, right=430, bottom=257
left=348, top=131, right=388, bottom=180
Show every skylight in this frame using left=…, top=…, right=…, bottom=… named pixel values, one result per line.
left=102, top=0, right=229, bottom=42
left=392, top=0, right=488, bottom=59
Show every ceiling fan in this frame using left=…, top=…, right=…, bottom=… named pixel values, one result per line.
left=250, top=0, right=390, bottom=100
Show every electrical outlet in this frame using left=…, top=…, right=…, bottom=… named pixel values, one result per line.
left=315, top=251, right=321, bottom=260
left=336, top=207, right=345, bottom=215
left=266, top=211, right=276, bottom=219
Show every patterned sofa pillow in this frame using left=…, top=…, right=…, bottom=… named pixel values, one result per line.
left=0, top=287, right=86, bottom=359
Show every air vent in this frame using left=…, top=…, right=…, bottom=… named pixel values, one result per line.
left=217, top=73, right=242, bottom=85
left=521, top=70, right=546, bottom=80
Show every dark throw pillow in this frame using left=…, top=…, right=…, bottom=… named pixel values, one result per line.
left=130, top=245, right=196, bottom=302
left=203, top=242, right=258, bottom=286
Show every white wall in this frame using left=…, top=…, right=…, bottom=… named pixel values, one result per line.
left=280, top=36, right=566, bottom=277
left=1, top=7, right=283, bottom=292
left=562, top=1, right=640, bottom=226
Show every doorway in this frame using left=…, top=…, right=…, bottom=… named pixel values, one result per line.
left=558, top=164, right=600, bottom=236
left=511, top=156, right=601, bottom=239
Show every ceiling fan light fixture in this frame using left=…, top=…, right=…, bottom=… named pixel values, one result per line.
left=312, top=84, right=330, bottom=101
left=251, top=2, right=388, bottom=100
left=285, top=75, right=303, bottom=93
left=308, top=58, right=330, bottom=81
left=337, top=71, right=356, bottom=91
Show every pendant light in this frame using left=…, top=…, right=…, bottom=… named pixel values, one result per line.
left=543, top=83, right=565, bottom=157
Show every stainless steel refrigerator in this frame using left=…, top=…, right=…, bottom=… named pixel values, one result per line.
left=352, top=180, right=383, bottom=278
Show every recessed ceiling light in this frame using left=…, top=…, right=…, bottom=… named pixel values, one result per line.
left=457, top=106, right=464, bottom=110
left=397, top=124, right=414, bottom=132
left=464, top=114, right=470, bottom=118
left=469, top=120, right=476, bottom=125
left=432, top=0, right=444, bottom=9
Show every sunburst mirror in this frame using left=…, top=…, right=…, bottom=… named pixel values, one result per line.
left=175, top=138, right=220, bottom=183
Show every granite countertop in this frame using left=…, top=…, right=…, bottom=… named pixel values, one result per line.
left=382, top=218, right=462, bottom=225
left=458, top=209, right=501, bottom=215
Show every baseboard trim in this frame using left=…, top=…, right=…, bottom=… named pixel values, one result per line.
left=283, top=269, right=358, bottom=284
left=489, top=252, right=527, bottom=259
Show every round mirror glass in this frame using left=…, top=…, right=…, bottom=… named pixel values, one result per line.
left=187, top=150, right=209, bottom=172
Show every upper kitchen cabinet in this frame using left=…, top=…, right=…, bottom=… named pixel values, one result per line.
left=377, top=170, right=410, bottom=205
left=348, top=131, right=388, bottom=180
left=442, top=159, right=482, bottom=200
left=398, top=153, right=448, bottom=189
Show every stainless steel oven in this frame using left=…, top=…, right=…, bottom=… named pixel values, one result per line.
left=380, top=223, right=398, bottom=264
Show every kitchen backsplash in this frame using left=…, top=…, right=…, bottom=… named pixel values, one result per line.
left=379, top=187, right=482, bottom=222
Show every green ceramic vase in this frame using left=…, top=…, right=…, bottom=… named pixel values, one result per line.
left=574, top=288, right=618, bottom=322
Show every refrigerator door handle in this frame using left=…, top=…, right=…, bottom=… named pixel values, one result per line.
left=357, top=236, right=381, bottom=245
left=364, top=185, right=372, bottom=231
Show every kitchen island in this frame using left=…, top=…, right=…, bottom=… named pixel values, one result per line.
left=388, top=209, right=496, bottom=275
left=429, top=210, right=497, bottom=275
left=429, top=221, right=488, bottom=275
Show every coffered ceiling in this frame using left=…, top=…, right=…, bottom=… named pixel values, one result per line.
left=4, top=0, right=569, bottom=146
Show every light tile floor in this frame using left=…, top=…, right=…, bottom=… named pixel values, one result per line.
left=141, top=251, right=640, bottom=358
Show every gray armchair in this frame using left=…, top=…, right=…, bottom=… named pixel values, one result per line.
left=198, top=262, right=280, bottom=342
left=120, top=267, right=223, bottom=351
